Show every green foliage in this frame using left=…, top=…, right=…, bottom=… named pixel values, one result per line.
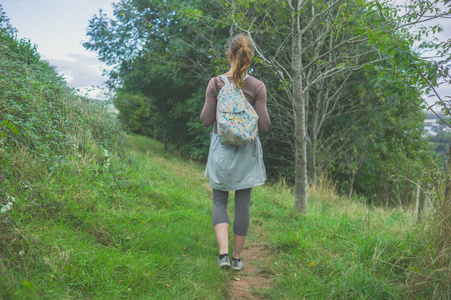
left=320, top=64, right=429, bottom=203
left=0, top=28, right=123, bottom=159
left=114, top=92, right=157, bottom=136
left=84, top=0, right=434, bottom=204
left=84, top=0, right=229, bottom=157
left=0, top=119, right=19, bottom=138
left=0, top=8, right=125, bottom=297
left=236, top=0, right=430, bottom=205
left=427, top=132, right=451, bottom=163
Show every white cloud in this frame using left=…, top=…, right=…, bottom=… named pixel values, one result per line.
left=69, top=0, right=118, bottom=6
left=2, top=0, right=119, bottom=99
left=389, top=1, right=451, bottom=104
left=2, top=0, right=448, bottom=101
left=49, top=54, right=106, bottom=88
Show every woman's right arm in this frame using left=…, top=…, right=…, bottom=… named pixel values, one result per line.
left=200, top=78, right=217, bottom=127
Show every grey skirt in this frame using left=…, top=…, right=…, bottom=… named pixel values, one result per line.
left=204, top=132, right=266, bottom=191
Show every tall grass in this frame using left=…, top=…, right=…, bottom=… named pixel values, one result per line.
left=250, top=180, right=424, bottom=299
left=2, top=131, right=450, bottom=299
left=1, top=135, right=228, bottom=299
left=406, top=162, right=451, bottom=298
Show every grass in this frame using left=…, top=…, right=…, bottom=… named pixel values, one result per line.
left=1, top=135, right=226, bottom=299
left=1, top=134, right=448, bottom=299
left=251, top=188, right=424, bottom=299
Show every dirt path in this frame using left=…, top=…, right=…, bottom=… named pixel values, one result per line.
left=227, top=243, right=272, bottom=299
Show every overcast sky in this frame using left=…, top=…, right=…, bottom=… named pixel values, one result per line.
left=1, top=0, right=450, bottom=102
left=2, top=0, right=120, bottom=99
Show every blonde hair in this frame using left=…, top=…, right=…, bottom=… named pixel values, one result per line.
left=229, top=35, right=254, bottom=89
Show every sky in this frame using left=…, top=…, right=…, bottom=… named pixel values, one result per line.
left=401, top=2, right=451, bottom=106
left=1, top=0, right=120, bottom=99
left=1, top=0, right=450, bottom=102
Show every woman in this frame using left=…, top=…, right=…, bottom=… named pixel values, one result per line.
left=200, top=35, right=271, bottom=271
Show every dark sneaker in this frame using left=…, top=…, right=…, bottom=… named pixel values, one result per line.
left=231, top=259, right=244, bottom=271
left=217, top=255, right=230, bottom=268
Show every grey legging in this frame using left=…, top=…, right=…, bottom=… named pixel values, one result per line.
left=212, top=188, right=252, bottom=236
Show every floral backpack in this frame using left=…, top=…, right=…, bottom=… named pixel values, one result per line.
left=215, top=74, right=259, bottom=146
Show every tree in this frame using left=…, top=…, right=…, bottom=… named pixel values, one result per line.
left=85, top=0, right=446, bottom=212
left=367, top=1, right=451, bottom=292
left=217, top=0, right=428, bottom=211
left=84, top=0, right=230, bottom=157
left=291, top=0, right=308, bottom=213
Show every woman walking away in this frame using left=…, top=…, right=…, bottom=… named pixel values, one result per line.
left=200, top=35, right=271, bottom=271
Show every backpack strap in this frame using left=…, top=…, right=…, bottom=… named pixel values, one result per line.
left=219, top=74, right=229, bottom=84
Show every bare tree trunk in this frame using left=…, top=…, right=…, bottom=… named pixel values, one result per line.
left=416, top=178, right=427, bottom=223
left=385, top=176, right=389, bottom=208
left=348, top=169, right=356, bottom=203
left=307, top=136, right=317, bottom=185
left=292, top=0, right=307, bottom=214
left=307, top=89, right=319, bottom=186
left=402, top=167, right=412, bottom=206
left=445, top=146, right=451, bottom=202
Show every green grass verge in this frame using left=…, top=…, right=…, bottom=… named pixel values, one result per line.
left=0, top=134, right=439, bottom=299
left=251, top=185, right=432, bottom=299
left=1, top=134, right=226, bottom=299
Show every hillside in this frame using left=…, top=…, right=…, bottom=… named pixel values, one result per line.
left=1, top=133, right=447, bottom=299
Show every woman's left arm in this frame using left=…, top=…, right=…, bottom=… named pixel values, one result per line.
left=254, top=82, right=271, bottom=133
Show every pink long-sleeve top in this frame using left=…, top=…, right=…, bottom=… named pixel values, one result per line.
left=200, top=75, right=271, bottom=133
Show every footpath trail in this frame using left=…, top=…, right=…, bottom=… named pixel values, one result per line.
left=227, top=240, right=272, bottom=299
left=132, top=135, right=274, bottom=299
